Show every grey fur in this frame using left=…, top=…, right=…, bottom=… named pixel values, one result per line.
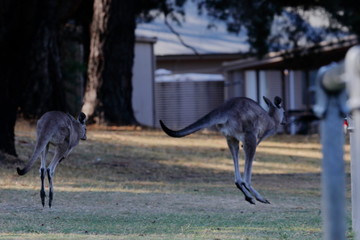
left=17, top=111, right=87, bottom=207
left=160, top=96, right=285, bottom=204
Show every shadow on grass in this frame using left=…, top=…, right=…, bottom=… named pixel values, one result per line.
left=1, top=124, right=350, bottom=239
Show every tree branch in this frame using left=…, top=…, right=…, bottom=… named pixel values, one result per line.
left=164, top=15, right=199, bottom=55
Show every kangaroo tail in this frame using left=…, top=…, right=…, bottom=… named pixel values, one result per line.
left=17, top=154, right=39, bottom=175
left=17, top=134, right=50, bottom=176
left=17, top=144, right=43, bottom=175
left=17, top=166, right=30, bottom=176
left=160, top=110, right=222, bottom=138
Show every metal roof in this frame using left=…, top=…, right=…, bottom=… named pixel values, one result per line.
left=222, top=36, right=358, bottom=71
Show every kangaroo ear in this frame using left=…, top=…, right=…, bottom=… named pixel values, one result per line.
left=274, top=96, right=282, bottom=108
left=78, top=112, right=86, bottom=124
left=263, top=96, right=273, bottom=107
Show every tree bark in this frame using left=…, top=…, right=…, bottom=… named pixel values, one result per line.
left=0, top=0, right=66, bottom=156
left=0, top=0, right=34, bottom=156
left=82, top=0, right=137, bottom=125
left=20, top=0, right=66, bottom=118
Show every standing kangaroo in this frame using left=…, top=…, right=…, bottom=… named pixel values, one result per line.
left=17, top=111, right=87, bottom=207
left=160, top=96, right=285, bottom=204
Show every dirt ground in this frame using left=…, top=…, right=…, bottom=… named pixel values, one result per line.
left=0, top=120, right=353, bottom=240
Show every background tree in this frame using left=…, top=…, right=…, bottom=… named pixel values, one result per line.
left=82, top=0, right=139, bottom=125
left=1, top=0, right=359, bottom=157
left=197, top=0, right=357, bottom=55
left=0, top=0, right=29, bottom=156
left=80, top=0, right=360, bottom=125
left=0, top=0, right=90, bottom=156
left=82, top=0, right=187, bottom=125
left=0, top=0, right=66, bottom=156
left=0, top=0, right=185, bottom=155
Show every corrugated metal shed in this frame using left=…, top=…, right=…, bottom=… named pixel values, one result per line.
left=155, top=71, right=224, bottom=129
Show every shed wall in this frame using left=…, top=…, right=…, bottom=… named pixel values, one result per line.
left=155, top=81, right=224, bottom=129
left=132, top=41, right=155, bottom=126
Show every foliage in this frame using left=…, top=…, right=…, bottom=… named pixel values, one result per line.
left=1, top=0, right=359, bottom=155
left=196, top=0, right=356, bottom=55
left=137, top=0, right=187, bottom=23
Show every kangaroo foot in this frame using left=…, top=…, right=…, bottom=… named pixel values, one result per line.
left=49, top=191, right=53, bottom=208
left=254, top=195, right=270, bottom=204
left=246, top=184, right=270, bottom=204
left=245, top=196, right=256, bottom=205
left=235, top=182, right=255, bottom=204
left=40, top=190, right=46, bottom=207
left=258, top=198, right=270, bottom=204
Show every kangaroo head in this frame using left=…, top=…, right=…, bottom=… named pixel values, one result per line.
left=263, top=96, right=286, bottom=126
left=78, top=112, right=87, bottom=140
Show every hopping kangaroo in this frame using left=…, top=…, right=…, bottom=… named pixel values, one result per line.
left=160, top=96, right=285, bottom=204
left=17, top=111, right=87, bottom=207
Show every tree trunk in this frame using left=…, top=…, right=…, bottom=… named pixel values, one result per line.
left=0, top=0, right=64, bottom=156
left=20, top=0, right=66, bottom=118
left=82, top=0, right=137, bottom=125
left=0, top=0, right=34, bottom=156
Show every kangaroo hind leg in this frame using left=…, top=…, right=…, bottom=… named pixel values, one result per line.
left=226, top=137, right=255, bottom=204
left=243, top=133, right=270, bottom=204
left=39, top=144, right=49, bottom=207
left=47, top=144, right=68, bottom=208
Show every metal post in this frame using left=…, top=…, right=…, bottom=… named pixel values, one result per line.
left=314, top=62, right=348, bottom=240
left=345, top=45, right=360, bottom=239
left=320, top=97, right=346, bottom=240
left=347, top=114, right=359, bottom=238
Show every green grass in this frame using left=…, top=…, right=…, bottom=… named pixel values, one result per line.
left=0, top=121, right=353, bottom=239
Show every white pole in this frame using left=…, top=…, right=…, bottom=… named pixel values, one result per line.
left=314, top=62, right=348, bottom=240
left=345, top=45, right=360, bottom=239
left=348, top=114, right=360, bottom=238
left=320, top=97, right=346, bottom=240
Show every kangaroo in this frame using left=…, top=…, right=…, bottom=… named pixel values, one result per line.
left=160, top=96, right=285, bottom=204
left=17, top=111, right=87, bottom=207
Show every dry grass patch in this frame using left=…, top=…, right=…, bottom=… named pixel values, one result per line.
left=0, top=120, right=353, bottom=239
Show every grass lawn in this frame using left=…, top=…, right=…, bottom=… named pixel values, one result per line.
left=0, top=120, right=353, bottom=240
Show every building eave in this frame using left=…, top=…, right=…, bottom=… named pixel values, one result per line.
left=222, top=36, right=358, bottom=71
left=136, top=35, right=157, bottom=44
left=156, top=52, right=246, bottom=62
